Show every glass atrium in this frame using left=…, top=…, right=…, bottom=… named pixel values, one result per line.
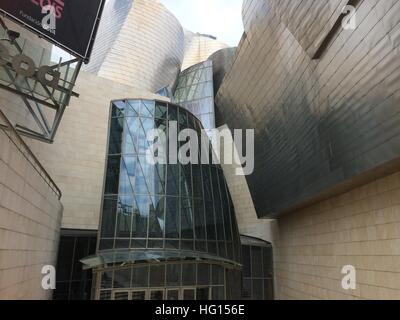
left=82, top=99, right=242, bottom=300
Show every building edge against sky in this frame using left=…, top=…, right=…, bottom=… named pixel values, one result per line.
left=1, top=0, right=400, bottom=300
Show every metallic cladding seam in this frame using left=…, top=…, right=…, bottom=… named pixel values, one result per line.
left=215, top=0, right=400, bottom=218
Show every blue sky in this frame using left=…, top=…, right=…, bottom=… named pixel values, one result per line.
left=160, top=0, right=244, bottom=47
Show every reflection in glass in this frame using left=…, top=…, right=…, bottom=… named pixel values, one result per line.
left=97, top=100, right=242, bottom=300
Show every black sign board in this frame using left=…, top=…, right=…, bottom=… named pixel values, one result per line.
left=0, top=0, right=105, bottom=62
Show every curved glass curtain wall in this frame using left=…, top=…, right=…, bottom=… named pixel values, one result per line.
left=173, top=61, right=215, bottom=131
left=99, top=99, right=241, bottom=265
left=240, top=236, right=274, bottom=300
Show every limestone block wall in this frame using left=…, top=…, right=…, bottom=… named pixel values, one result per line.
left=0, top=123, right=63, bottom=300
left=274, top=171, right=400, bottom=300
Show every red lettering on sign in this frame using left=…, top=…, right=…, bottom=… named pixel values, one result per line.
left=30, top=0, right=65, bottom=19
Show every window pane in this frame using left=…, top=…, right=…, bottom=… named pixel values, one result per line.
left=166, top=264, right=181, bottom=287
left=242, top=246, right=251, bottom=277
left=195, top=240, right=206, bottom=252
left=115, top=239, right=130, bottom=249
left=108, top=117, right=123, bottom=155
left=181, top=197, right=193, bottom=239
left=138, top=118, right=154, bottom=154
left=154, top=163, right=166, bottom=195
left=140, top=100, right=155, bottom=117
left=167, top=290, right=179, bottom=300
left=140, top=156, right=155, bottom=195
left=122, top=117, right=139, bottom=155
left=113, top=269, right=131, bottom=288
left=131, top=239, right=146, bottom=249
left=111, top=101, right=125, bottom=117
left=180, top=164, right=192, bottom=198
left=150, top=265, right=165, bottom=287
left=208, top=241, right=217, bottom=255
left=126, top=100, right=140, bottom=116
left=132, top=195, right=151, bottom=238
left=194, top=199, right=206, bottom=240
left=252, top=279, right=263, bottom=300
left=181, top=240, right=194, bottom=251
left=147, top=240, right=163, bottom=248
left=182, top=264, right=195, bottom=286
left=165, top=196, right=179, bottom=238
left=197, top=264, right=210, bottom=286
left=183, top=289, right=195, bottom=300
left=132, top=267, right=148, bottom=288
left=169, top=106, right=178, bottom=121
left=155, top=103, right=167, bottom=119
left=104, top=156, right=121, bottom=195
left=211, top=168, right=224, bottom=241
left=251, top=246, right=263, bottom=278
left=119, top=156, right=137, bottom=195
left=116, top=195, right=134, bottom=238
left=242, top=279, right=251, bottom=299
left=205, top=201, right=216, bottom=240
left=101, top=271, right=113, bottom=289
left=148, top=196, right=165, bottom=238
left=99, top=239, right=113, bottom=250
left=192, top=164, right=203, bottom=198
left=212, top=265, right=224, bottom=285
left=165, top=240, right=179, bottom=250
left=166, top=164, right=179, bottom=196
left=135, top=158, right=149, bottom=195
left=101, top=197, right=117, bottom=238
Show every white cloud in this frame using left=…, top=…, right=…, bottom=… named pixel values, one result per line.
left=160, top=0, right=243, bottom=46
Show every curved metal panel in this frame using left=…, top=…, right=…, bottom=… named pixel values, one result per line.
left=216, top=0, right=400, bottom=218
left=182, top=30, right=229, bottom=71
left=208, top=47, right=236, bottom=96
left=83, top=0, right=185, bottom=93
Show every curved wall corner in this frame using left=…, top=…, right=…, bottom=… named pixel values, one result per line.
left=208, top=47, right=236, bottom=97
left=83, top=0, right=185, bottom=93
left=182, top=30, right=229, bottom=71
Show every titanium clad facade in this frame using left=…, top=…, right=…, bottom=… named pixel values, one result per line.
left=83, top=0, right=185, bottom=93
left=182, top=31, right=229, bottom=71
left=216, top=0, right=400, bottom=218
left=208, top=48, right=237, bottom=97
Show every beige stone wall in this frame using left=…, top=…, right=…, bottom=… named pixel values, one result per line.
left=273, top=171, right=400, bottom=300
left=28, top=71, right=167, bottom=230
left=0, top=126, right=63, bottom=300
